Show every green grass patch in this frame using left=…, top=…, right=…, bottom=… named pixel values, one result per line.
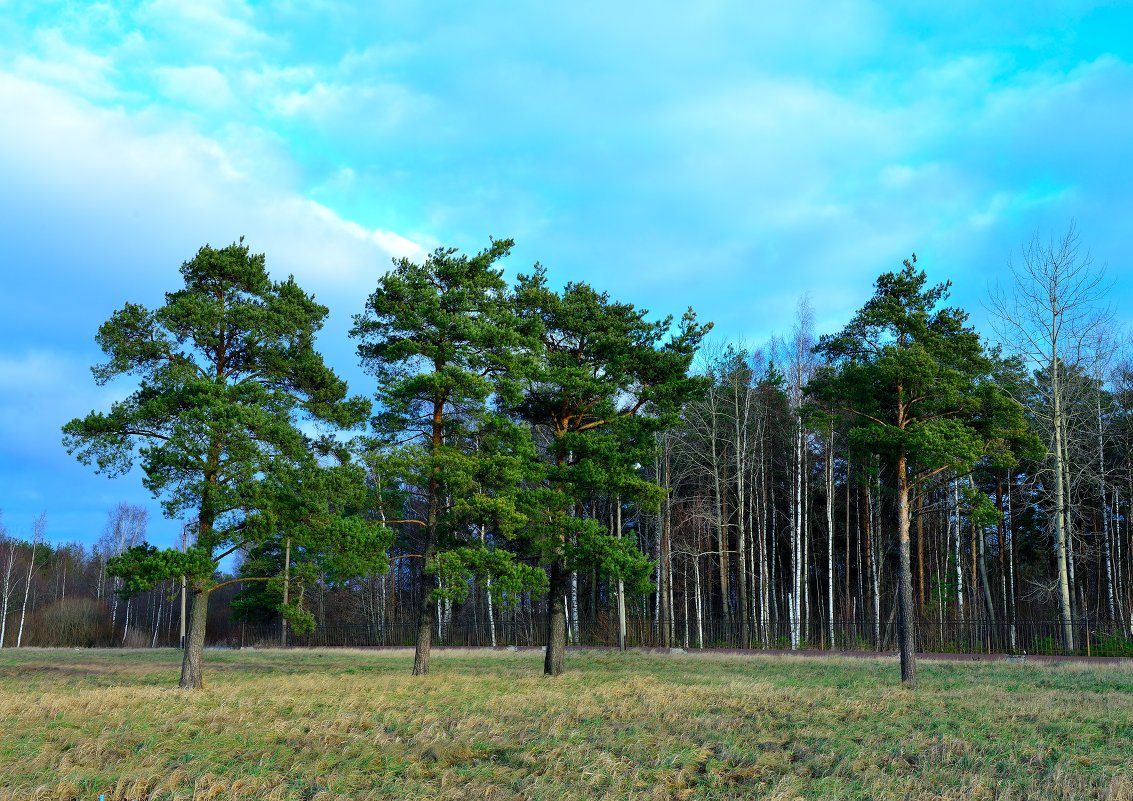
left=0, top=648, right=1130, bottom=800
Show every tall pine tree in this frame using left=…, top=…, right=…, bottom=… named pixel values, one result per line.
left=63, top=240, right=374, bottom=688
left=812, top=257, right=996, bottom=687
left=513, top=268, right=711, bottom=675
left=352, top=240, right=541, bottom=676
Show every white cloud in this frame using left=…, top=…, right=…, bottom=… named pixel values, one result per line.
left=11, top=28, right=118, bottom=100
left=136, top=0, right=272, bottom=61
left=0, top=72, right=427, bottom=546
left=153, top=64, right=235, bottom=110
left=0, top=73, right=423, bottom=297
left=269, top=80, right=432, bottom=135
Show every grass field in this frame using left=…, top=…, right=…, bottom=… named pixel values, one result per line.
left=0, top=648, right=1131, bottom=801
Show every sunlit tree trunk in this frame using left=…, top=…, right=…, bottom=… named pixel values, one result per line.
left=615, top=498, right=626, bottom=650
left=569, top=570, right=580, bottom=645
left=732, top=378, right=750, bottom=648
left=952, top=476, right=964, bottom=621
left=825, top=426, right=836, bottom=650
left=16, top=520, right=41, bottom=648
left=896, top=441, right=917, bottom=687
left=0, top=540, right=16, bottom=648
left=544, top=559, right=567, bottom=675
left=707, top=389, right=731, bottom=629
left=180, top=588, right=209, bottom=688
left=281, top=536, right=291, bottom=647
left=865, top=473, right=880, bottom=649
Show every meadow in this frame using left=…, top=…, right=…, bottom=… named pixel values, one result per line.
left=0, top=647, right=1130, bottom=800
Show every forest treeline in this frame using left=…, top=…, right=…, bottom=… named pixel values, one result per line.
left=2, top=228, right=1129, bottom=687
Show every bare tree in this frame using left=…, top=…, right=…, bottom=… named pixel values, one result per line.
left=778, top=298, right=817, bottom=649
left=98, top=503, right=149, bottom=639
left=0, top=513, right=14, bottom=648
left=15, top=514, right=45, bottom=647
left=989, top=224, right=1110, bottom=653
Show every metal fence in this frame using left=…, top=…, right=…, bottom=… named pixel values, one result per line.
left=214, top=615, right=1133, bottom=657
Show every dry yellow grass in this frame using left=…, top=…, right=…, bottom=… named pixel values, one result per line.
left=0, top=648, right=1130, bottom=800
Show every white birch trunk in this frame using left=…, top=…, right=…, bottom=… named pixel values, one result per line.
left=480, top=524, right=497, bottom=648
left=758, top=443, right=770, bottom=644
left=682, top=560, right=690, bottom=650
left=1098, top=392, right=1117, bottom=622
left=1007, top=475, right=1018, bottom=651
left=16, top=532, right=38, bottom=648
left=867, top=468, right=880, bottom=648
left=616, top=498, right=626, bottom=651
left=693, top=551, right=704, bottom=649
left=1052, top=356, right=1076, bottom=650
left=792, top=418, right=803, bottom=650
left=707, top=390, right=731, bottom=625
left=570, top=571, right=580, bottom=645
left=486, top=575, right=497, bottom=647
left=733, top=374, right=750, bottom=648
left=826, top=427, right=836, bottom=649
left=952, top=476, right=964, bottom=620
left=0, top=541, right=15, bottom=649
left=281, top=536, right=291, bottom=647
left=152, top=581, right=163, bottom=648
left=111, top=578, right=119, bottom=634
left=802, top=449, right=810, bottom=642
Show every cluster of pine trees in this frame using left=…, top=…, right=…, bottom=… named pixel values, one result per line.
left=17, top=227, right=1127, bottom=688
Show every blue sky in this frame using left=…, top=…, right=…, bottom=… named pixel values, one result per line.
left=2, top=0, right=1131, bottom=549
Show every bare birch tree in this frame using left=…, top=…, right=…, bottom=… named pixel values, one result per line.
left=989, top=225, right=1110, bottom=653
left=15, top=514, right=46, bottom=647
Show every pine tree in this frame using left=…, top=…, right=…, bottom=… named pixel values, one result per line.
left=351, top=240, right=542, bottom=676
left=513, top=268, right=711, bottom=675
left=812, top=257, right=997, bottom=687
left=63, top=240, right=374, bottom=688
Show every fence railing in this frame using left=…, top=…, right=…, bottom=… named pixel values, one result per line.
left=211, top=615, right=1133, bottom=657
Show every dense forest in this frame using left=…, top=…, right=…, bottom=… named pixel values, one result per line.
left=3, top=229, right=1131, bottom=686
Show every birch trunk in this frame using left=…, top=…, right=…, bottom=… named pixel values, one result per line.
left=1052, top=356, right=1076, bottom=651
left=1006, top=473, right=1018, bottom=651
left=1098, top=391, right=1117, bottom=623
left=16, top=529, right=39, bottom=648
left=693, top=549, right=704, bottom=649
left=0, top=540, right=15, bottom=648
left=865, top=475, right=880, bottom=648
left=281, top=536, right=291, bottom=647
left=570, top=571, right=580, bottom=645
left=791, top=418, right=804, bottom=649
left=615, top=497, right=626, bottom=651
left=825, top=426, right=835, bottom=650
left=896, top=443, right=917, bottom=687
left=952, top=477, right=964, bottom=620
left=732, top=387, right=750, bottom=648
left=481, top=525, right=497, bottom=648
left=708, top=390, right=731, bottom=626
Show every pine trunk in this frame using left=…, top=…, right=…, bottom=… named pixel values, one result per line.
left=179, top=588, right=209, bottom=689
left=544, top=559, right=567, bottom=675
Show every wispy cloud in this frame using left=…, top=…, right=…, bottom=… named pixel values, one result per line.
left=11, top=27, right=119, bottom=99
left=135, top=0, right=273, bottom=61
